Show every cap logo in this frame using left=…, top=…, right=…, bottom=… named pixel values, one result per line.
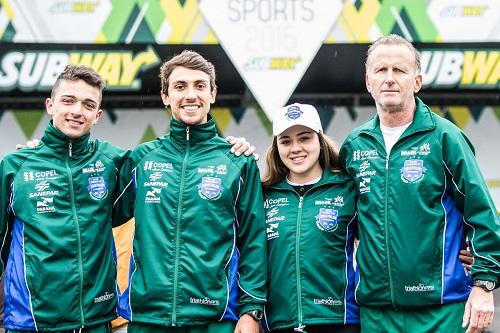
left=285, top=105, right=303, bottom=120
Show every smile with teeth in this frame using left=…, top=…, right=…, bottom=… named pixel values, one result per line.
left=290, top=155, right=306, bottom=162
left=182, top=105, right=200, bottom=111
left=67, top=119, right=83, bottom=125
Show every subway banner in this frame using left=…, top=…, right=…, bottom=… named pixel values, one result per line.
left=0, top=43, right=498, bottom=104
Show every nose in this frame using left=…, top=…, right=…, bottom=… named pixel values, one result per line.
left=384, top=70, right=395, bottom=84
left=185, top=85, right=196, bottom=99
left=70, top=102, right=85, bottom=115
left=290, top=141, right=302, bottom=153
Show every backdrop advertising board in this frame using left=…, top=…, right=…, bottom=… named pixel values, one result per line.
left=199, top=0, right=342, bottom=120
left=0, top=43, right=498, bottom=107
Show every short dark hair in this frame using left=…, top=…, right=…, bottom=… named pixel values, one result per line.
left=160, top=50, right=217, bottom=95
left=365, top=34, right=421, bottom=73
left=51, top=64, right=105, bottom=102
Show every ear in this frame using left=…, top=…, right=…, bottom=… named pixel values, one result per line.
left=365, top=74, right=371, bottom=93
left=93, top=109, right=103, bottom=125
left=414, top=73, right=423, bottom=94
left=45, top=98, right=54, bottom=117
left=210, top=86, right=217, bottom=104
left=161, top=91, right=169, bottom=107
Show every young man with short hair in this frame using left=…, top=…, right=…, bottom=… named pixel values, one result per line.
left=0, top=64, right=125, bottom=332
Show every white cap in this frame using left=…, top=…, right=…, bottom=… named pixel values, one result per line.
left=272, top=103, right=323, bottom=136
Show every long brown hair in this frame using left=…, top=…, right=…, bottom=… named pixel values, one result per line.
left=262, top=133, right=342, bottom=188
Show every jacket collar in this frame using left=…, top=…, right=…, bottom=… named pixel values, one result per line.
left=359, top=97, right=436, bottom=141
left=41, top=121, right=91, bottom=156
left=169, top=114, right=218, bottom=147
left=270, top=168, right=351, bottom=191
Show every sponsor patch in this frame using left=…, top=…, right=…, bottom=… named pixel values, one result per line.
left=401, top=159, right=427, bottom=183
left=316, top=208, right=338, bottom=232
left=87, top=176, right=108, bottom=200
left=198, top=177, right=223, bottom=200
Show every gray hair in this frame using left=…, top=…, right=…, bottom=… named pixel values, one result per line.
left=365, top=34, right=421, bottom=73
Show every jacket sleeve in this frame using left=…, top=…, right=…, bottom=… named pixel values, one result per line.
left=339, top=139, right=352, bottom=172
left=235, top=158, right=268, bottom=315
left=0, top=158, right=14, bottom=275
left=112, top=154, right=137, bottom=228
left=441, top=129, right=500, bottom=284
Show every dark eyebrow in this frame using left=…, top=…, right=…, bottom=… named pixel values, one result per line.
left=297, top=131, right=314, bottom=136
left=59, top=94, right=98, bottom=105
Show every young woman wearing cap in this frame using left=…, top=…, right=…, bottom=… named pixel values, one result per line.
left=259, top=103, right=475, bottom=333
left=261, top=103, right=360, bottom=333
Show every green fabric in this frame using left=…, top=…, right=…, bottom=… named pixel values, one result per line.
left=113, top=115, right=267, bottom=326
left=360, top=302, right=466, bottom=333
left=0, top=121, right=127, bottom=331
left=8, top=322, right=112, bottom=333
left=263, top=170, right=359, bottom=330
left=340, top=98, right=500, bottom=308
left=128, top=321, right=235, bottom=333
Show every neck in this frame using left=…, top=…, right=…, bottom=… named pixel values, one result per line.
left=378, top=103, right=415, bottom=127
left=287, top=165, right=323, bottom=185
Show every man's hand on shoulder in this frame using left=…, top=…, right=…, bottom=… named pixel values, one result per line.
left=226, top=136, right=258, bottom=160
left=16, top=139, right=40, bottom=150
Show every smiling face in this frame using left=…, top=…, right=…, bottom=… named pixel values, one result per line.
left=365, top=44, right=422, bottom=114
left=277, top=125, right=322, bottom=184
left=46, top=79, right=102, bottom=140
left=161, top=66, right=216, bottom=126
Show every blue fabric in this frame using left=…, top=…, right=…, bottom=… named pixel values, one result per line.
left=4, top=218, right=36, bottom=330
left=118, top=253, right=136, bottom=320
left=344, top=218, right=360, bottom=323
left=441, top=188, right=472, bottom=303
left=222, top=245, right=239, bottom=321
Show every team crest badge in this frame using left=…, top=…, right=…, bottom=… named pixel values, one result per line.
left=285, top=105, right=303, bottom=120
left=401, top=159, right=427, bottom=183
left=316, top=208, right=338, bottom=232
left=88, top=176, right=108, bottom=200
left=198, top=177, right=224, bottom=200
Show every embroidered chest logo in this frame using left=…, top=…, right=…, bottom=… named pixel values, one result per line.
left=143, top=172, right=169, bottom=187
left=355, top=160, right=377, bottom=178
left=36, top=197, right=55, bottom=214
left=23, top=169, right=58, bottom=182
left=400, top=159, right=427, bottom=183
left=266, top=207, right=283, bottom=240
left=401, top=143, right=431, bottom=157
left=316, top=208, right=339, bottom=232
left=353, top=149, right=379, bottom=161
left=333, top=196, right=344, bottom=207
left=82, top=160, right=106, bottom=174
left=198, top=177, right=224, bottom=200
left=88, top=176, right=108, bottom=200
left=145, top=187, right=161, bottom=204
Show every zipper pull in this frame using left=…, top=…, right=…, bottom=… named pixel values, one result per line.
left=186, top=127, right=190, bottom=141
left=385, top=156, right=389, bottom=170
left=298, top=196, right=303, bottom=209
left=69, top=142, right=73, bottom=158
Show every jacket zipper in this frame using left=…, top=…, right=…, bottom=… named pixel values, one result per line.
left=172, top=127, right=190, bottom=326
left=66, top=142, right=85, bottom=326
left=385, top=155, right=395, bottom=307
left=296, top=196, right=304, bottom=329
